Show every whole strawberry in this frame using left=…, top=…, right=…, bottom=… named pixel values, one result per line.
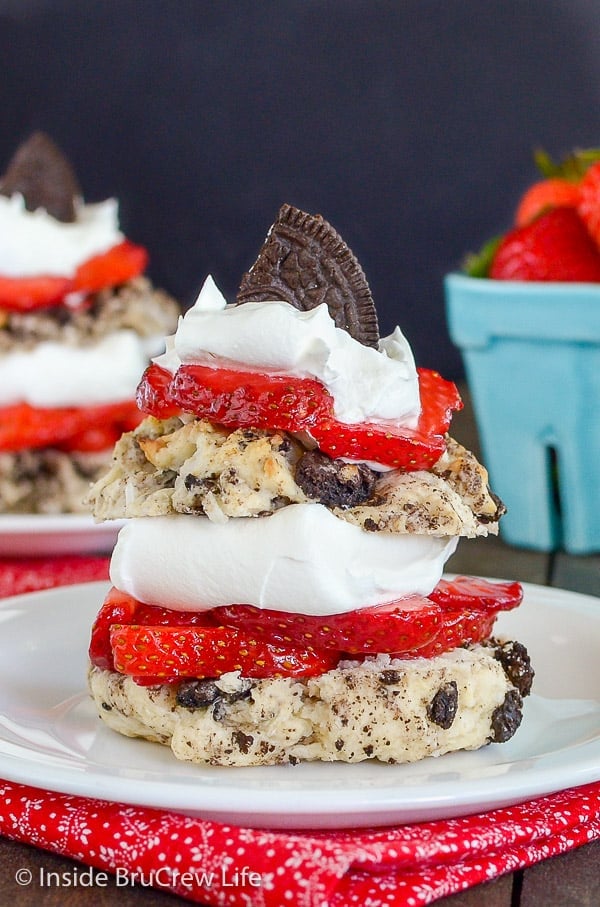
left=463, top=147, right=600, bottom=281
left=490, top=207, right=600, bottom=282
left=577, top=160, right=600, bottom=249
left=514, top=177, right=580, bottom=227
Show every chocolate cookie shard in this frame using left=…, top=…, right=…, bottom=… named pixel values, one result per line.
left=490, top=689, right=523, bottom=743
left=494, top=640, right=534, bottom=697
left=237, top=204, right=380, bottom=347
left=0, top=131, right=81, bottom=222
left=295, top=449, right=377, bottom=507
left=427, top=681, right=458, bottom=729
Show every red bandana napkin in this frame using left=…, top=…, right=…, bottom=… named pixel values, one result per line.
left=0, top=555, right=110, bottom=597
left=1, top=556, right=599, bottom=906
left=0, top=780, right=599, bottom=906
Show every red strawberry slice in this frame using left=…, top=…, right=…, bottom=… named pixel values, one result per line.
left=89, top=588, right=141, bottom=670
left=416, top=368, right=463, bottom=435
left=410, top=609, right=499, bottom=659
left=214, top=595, right=442, bottom=655
left=89, top=589, right=218, bottom=671
left=308, top=421, right=446, bottom=470
left=137, top=363, right=461, bottom=471
left=310, top=368, right=461, bottom=469
left=56, top=423, right=123, bottom=453
left=0, top=400, right=141, bottom=453
left=90, top=575, right=524, bottom=683
left=215, top=576, right=521, bottom=657
left=90, top=589, right=338, bottom=681
left=0, top=274, right=73, bottom=311
left=136, top=363, right=182, bottom=418
left=0, top=241, right=148, bottom=312
left=73, top=240, right=148, bottom=294
left=170, top=364, right=334, bottom=431
left=109, top=624, right=338, bottom=683
left=428, top=575, right=523, bottom=611
left=490, top=207, right=600, bottom=282
left=414, top=575, right=523, bottom=659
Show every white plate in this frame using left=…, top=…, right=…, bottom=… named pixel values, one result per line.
left=0, top=580, right=598, bottom=830
left=0, top=514, right=124, bottom=556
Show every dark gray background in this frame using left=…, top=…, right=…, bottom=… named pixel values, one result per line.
left=1, top=0, right=599, bottom=379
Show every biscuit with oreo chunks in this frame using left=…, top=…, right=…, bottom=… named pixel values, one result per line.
left=88, top=638, right=532, bottom=766
left=86, top=417, right=502, bottom=537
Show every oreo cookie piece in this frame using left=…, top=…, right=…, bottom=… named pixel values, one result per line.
left=0, top=131, right=81, bottom=222
left=295, top=449, right=377, bottom=507
left=237, top=204, right=380, bottom=347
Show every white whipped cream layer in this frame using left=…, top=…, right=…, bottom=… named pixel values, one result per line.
left=158, top=276, right=421, bottom=428
left=0, top=193, right=123, bottom=277
left=110, top=507, right=457, bottom=616
left=0, top=331, right=163, bottom=407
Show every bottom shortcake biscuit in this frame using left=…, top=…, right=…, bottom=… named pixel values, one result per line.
left=88, top=640, right=533, bottom=766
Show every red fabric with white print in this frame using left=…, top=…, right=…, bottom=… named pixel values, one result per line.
left=0, top=780, right=599, bottom=906
left=0, top=558, right=599, bottom=906
left=0, top=555, right=109, bottom=597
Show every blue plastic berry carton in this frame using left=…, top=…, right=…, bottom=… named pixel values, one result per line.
left=445, top=273, right=600, bottom=554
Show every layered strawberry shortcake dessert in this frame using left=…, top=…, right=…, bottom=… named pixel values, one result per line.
left=87, top=205, right=533, bottom=766
left=0, top=132, right=179, bottom=513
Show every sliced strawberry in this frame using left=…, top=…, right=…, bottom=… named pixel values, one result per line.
left=90, top=588, right=338, bottom=681
left=73, top=240, right=148, bottom=294
left=170, top=364, right=334, bottom=431
left=136, top=363, right=182, bottom=418
left=310, top=368, right=461, bottom=469
left=57, top=403, right=142, bottom=453
left=414, top=576, right=523, bottom=659
left=139, top=364, right=461, bottom=471
left=410, top=608, right=499, bottom=659
left=428, top=575, right=523, bottom=612
left=490, top=207, right=600, bottom=282
left=90, top=575, right=524, bottom=681
left=56, top=424, right=122, bottom=453
left=0, top=274, right=73, bottom=311
left=309, top=421, right=446, bottom=470
left=415, top=368, right=463, bottom=435
left=0, top=241, right=147, bottom=311
left=214, top=595, right=442, bottom=655
left=89, top=588, right=141, bottom=670
left=109, top=624, right=338, bottom=683
left=216, top=577, right=522, bottom=657
left=0, top=400, right=141, bottom=453
left=515, top=178, right=580, bottom=227
left=89, top=589, right=217, bottom=671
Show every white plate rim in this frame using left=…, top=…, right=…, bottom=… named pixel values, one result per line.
left=0, top=514, right=124, bottom=556
left=0, top=513, right=102, bottom=533
left=0, top=579, right=598, bottom=829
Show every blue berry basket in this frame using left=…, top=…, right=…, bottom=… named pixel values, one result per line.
left=445, top=273, right=600, bottom=554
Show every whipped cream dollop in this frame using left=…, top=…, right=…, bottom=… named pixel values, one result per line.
left=157, top=276, right=421, bottom=428
left=0, top=193, right=123, bottom=277
left=0, top=331, right=162, bottom=407
left=110, top=507, right=457, bottom=616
